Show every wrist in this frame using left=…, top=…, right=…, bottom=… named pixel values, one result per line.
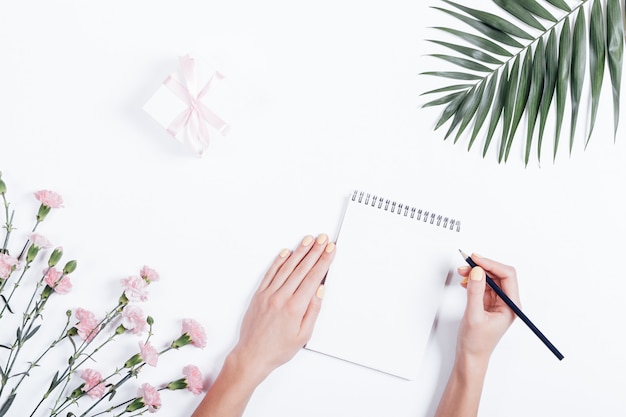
left=453, top=352, right=489, bottom=383
left=223, top=349, right=269, bottom=392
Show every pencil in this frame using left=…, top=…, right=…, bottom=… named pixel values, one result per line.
left=459, top=250, right=564, bottom=361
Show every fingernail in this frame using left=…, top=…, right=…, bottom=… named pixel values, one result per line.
left=325, top=242, right=336, bottom=253
left=458, top=265, right=471, bottom=274
left=316, top=233, right=328, bottom=244
left=471, top=253, right=483, bottom=259
left=470, top=267, right=484, bottom=281
left=302, top=235, right=314, bottom=246
left=279, top=248, right=290, bottom=258
left=460, top=276, right=468, bottom=285
left=316, top=285, right=326, bottom=299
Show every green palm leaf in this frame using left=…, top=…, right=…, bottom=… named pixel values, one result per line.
left=422, top=0, right=626, bottom=164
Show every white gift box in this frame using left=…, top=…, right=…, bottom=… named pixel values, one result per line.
left=143, top=55, right=243, bottom=157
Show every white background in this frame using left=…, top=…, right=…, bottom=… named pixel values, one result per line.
left=1, top=1, right=625, bottom=416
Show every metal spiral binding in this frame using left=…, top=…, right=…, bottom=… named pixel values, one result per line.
left=351, top=190, right=461, bottom=232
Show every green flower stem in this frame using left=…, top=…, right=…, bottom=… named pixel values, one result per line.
left=49, top=304, right=124, bottom=413
left=16, top=218, right=42, bottom=260
left=1, top=193, right=13, bottom=254
left=77, top=372, right=134, bottom=417
left=0, top=276, right=50, bottom=399
left=20, top=316, right=74, bottom=417
left=0, top=261, right=32, bottom=319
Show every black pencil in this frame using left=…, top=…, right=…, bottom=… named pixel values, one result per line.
left=459, top=250, right=564, bottom=361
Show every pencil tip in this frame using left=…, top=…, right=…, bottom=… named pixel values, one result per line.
left=458, top=249, right=468, bottom=259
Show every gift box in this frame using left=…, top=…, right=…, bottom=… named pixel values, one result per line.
left=143, top=55, right=243, bottom=157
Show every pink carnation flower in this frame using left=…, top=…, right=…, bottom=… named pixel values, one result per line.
left=182, top=319, right=207, bottom=348
left=29, top=233, right=52, bottom=249
left=0, top=253, right=18, bottom=279
left=34, top=190, right=63, bottom=208
left=139, top=342, right=159, bottom=367
left=81, top=369, right=106, bottom=399
left=43, top=267, right=72, bottom=294
left=75, top=308, right=99, bottom=342
left=121, top=305, right=147, bottom=335
left=183, top=365, right=204, bottom=395
left=121, top=275, right=149, bottom=302
left=140, top=266, right=159, bottom=283
left=137, top=383, right=161, bottom=413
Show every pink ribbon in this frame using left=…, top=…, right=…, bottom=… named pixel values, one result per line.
left=164, top=55, right=230, bottom=156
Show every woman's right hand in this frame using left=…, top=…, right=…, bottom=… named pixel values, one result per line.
left=456, top=254, right=521, bottom=365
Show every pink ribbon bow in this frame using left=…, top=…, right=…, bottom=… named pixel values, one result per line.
left=164, top=55, right=230, bottom=156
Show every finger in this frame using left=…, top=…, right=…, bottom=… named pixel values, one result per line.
left=278, top=234, right=330, bottom=295
left=464, top=266, right=487, bottom=322
left=471, top=254, right=521, bottom=306
left=293, top=242, right=336, bottom=304
left=300, top=285, right=327, bottom=343
left=266, top=235, right=316, bottom=291
left=458, top=265, right=471, bottom=277
left=257, top=248, right=292, bottom=292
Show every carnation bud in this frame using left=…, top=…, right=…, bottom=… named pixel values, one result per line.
left=115, top=325, right=126, bottom=335
left=124, top=353, right=142, bottom=369
left=166, top=378, right=188, bottom=391
left=36, top=204, right=51, bottom=222
left=62, top=260, right=77, bottom=275
left=147, top=316, right=154, bottom=326
left=66, top=327, right=78, bottom=337
left=48, top=247, right=63, bottom=267
left=70, top=386, right=85, bottom=399
left=171, top=333, right=192, bottom=349
left=26, top=244, right=40, bottom=263
left=0, top=178, right=6, bottom=194
left=125, top=398, right=145, bottom=413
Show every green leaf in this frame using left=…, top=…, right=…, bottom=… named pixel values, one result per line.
left=24, top=324, right=41, bottom=341
left=505, top=48, right=533, bottom=162
left=555, top=17, right=571, bottom=160
left=469, top=71, right=498, bottom=150
left=435, top=92, right=466, bottom=130
left=422, top=91, right=466, bottom=107
left=453, top=80, right=486, bottom=142
left=426, top=40, right=503, bottom=64
left=544, top=0, right=571, bottom=12
left=499, top=55, right=520, bottom=163
left=587, top=0, right=605, bottom=145
left=428, top=54, right=493, bottom=72
left=432, top=27, right=513, bottom=56
left=0, top=295, right=12, bottom=314
left=484, top=64, right=509, bottom=157
left=570, top=7, right=586, bottom=153
left=526, top=38, right=546, bottom=166
left=421, top=83, right=473, bottom=95
left=517, top=0, right=558, bottom=22
left=492, top=0, right=545, bottom=31
left=443, top=84, right=478, bottom=139
left=606, top=0, right=624, bottom=138
left=440, top=0, right=534, bottom=39
left=432, top=7, right=524, bottom=47
left=0, top=393, right=16, bottom=417
left=421, top=71, right=483, bottom=80
left=538, top=28, right=558, bottom=161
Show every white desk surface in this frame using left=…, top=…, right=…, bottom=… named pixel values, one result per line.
left=1, top=1, right=624, bottom=416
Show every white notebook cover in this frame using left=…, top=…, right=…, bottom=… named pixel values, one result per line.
left=306, top=191, right=461, bottom=380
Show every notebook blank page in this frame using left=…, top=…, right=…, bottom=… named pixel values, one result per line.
left=306, top=195, right=460, bottom=380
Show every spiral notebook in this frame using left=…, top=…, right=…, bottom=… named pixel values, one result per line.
left=306, top=190, right=462, bottom=380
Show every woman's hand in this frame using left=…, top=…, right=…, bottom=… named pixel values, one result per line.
left=229, top=233, right=335, bottom=385
left=435, top=254, right=520, bottom=417
left=456, top=254, right=520, bottom=364
left=192, top=234, right=335, bottom=417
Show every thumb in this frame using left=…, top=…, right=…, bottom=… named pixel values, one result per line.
left=465, top=266, right=486, bottom=320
